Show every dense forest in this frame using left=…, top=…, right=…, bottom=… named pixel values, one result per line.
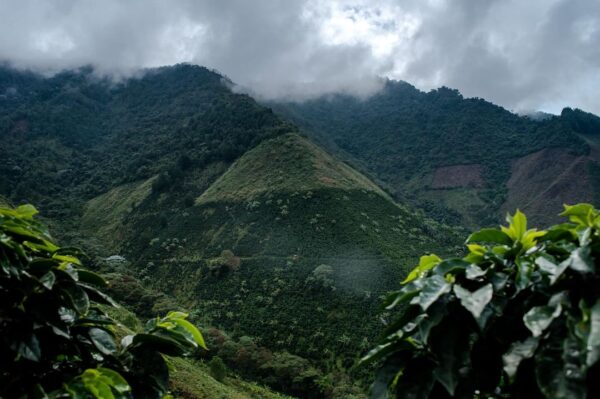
left=272, top=82, right=600, bottom=227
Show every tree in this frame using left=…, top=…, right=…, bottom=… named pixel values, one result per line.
left=362, top=204, right=600, bottom=398
left=0, top=204, right=206, bottom=398
left=208, top=356, right=228, bottom=382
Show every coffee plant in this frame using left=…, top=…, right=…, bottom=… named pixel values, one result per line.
left=0, top=204, right=206, bottom=398
left=363, top=204, right=600, bottom=398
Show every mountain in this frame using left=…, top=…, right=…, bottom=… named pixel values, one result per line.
left=80, top=131, right=460, bottom=366
left=271, top=81, right=600, bottom=228
left=0, top=64, right=461, bottom=396
left=0, top=64, right=293, bottom=225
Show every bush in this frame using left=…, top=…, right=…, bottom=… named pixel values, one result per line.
left=152, top=172, right=171, bottom=193
left=305, top=264, right=335, bottom=290
left=0, top=204, right=207, bottom=398
left=208, top=356, right=228, bottom=382
left=363, top=204, right=600, bottom=398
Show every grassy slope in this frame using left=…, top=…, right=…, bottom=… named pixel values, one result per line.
left=198, top=133, right=388, bottom=204
left=80, top=176, right=156, bottom=249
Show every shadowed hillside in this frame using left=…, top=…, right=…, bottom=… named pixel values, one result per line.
left=271, top=82, right=600, bottom=227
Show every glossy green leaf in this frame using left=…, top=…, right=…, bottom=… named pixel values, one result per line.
left=88, top=328, right=117, bottom=355
left=79, top=283, right=119, bottom=307
left=541, top=224, right=577, bottom=242
left=54, top=253, right=82, bottom=266
left=453, top=283, right=493, bottom=321
left=524, top=302, right=563, bottom=337
left=62, top=284, right=90, bottom=314
left=360, top=340, right=411, bottom=366
left=14, top=204, right=38, bottom=218
left=412, top=275, right=450, bottom=311
left=536, top=256, right=568, bottom=285
left=433, top=258, right=470, bottom=277
left=566, top=246, right=594, bottom=273
left=465, top=264, right=486, bottom=280
left=77, top=270, right=107, bottom=287
left=466, top=228, right=512, bottom=246
left=59, top=306, right=77, bottom=324
left=166, top=311, right=188, bottom=320
left=18, top=334, right=41, bottom=362
left=39, top=271, right=56, bottom=290
left=402, top=254, right=441, bottom=284
left=587, top=301, right=600, bottom=367
left=464, top=244, right=486, bottom=263
left=384, top=281, right=423, bottom=310
left=171, top=318, right=207, bottom=350
left=96, top=368, right=130, bottom=394
left=503, top=337, right=539, bottom=379
left=81, top=369, right=116, bottom=399
left=64, top=382, right=89, bottom=399
left=382, top=305, right=422, bottom=337
left=430, top=319, right=472, bottom=395
left=505, top=210, right=527, bottom=239
left=515, top=259, right=535, bottom=291
left=560, top=203, right=596, bottom=227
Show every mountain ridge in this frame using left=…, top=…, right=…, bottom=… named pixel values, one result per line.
left=270, top=80, right=599, bottom=227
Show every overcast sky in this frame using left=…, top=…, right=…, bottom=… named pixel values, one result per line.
left=1, top=0, right=599, bottom=114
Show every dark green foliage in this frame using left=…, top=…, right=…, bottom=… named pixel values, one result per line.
left=122, top=187, right=460, bottom=376
left=203, top=328, right=327, bottom=397
left=208, top=356, right=228, bottom=382
left=0, top=204, right=206, bottom=398
left=272, top=81, right=596, bottom=226
left=0, top=64, right=295, bottom=223
left=561, top=107, right=600, bottom=137
left=363, top=204, right=600, bottom=398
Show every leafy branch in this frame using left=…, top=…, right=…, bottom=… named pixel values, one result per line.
left=0, top=205, right=206, bottom=399
left=362, top=204, right=600, bottom=398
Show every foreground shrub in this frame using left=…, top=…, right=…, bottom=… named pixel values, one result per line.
left=363, top=204, right=600, bottom=398
left=0, top=205, right=206, bottom=398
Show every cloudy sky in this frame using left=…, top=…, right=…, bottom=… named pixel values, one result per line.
left=1, top=0, right=599, bottom=114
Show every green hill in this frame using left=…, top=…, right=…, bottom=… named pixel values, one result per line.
left=81, top=132, right=461, bottom=374
left=197, top=133, right=388, bottom=204
left=271, top=82, right=600, bottom=227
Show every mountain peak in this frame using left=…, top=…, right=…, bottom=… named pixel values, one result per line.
left=197, top=133, right=388, bottom=204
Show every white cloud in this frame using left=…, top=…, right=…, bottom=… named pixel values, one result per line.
left=0, top=0, right=598, bottom=113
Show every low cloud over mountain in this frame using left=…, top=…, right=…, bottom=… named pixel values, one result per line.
left=1, top=0, right=599, bottom=113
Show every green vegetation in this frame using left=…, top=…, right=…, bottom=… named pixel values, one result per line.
left=74, top=132, right=460, bottom=396
left=4, top=63, right=596, bottom=397
left=363, top=204, right=600, bottom=398
left=272, top=82, right=600, bottom=227
left=198, top=133, right=388, bottom=204
left=104, top=303, right=290, bottom=399
left=0, top=204, right=206, bottom=398
left=0, top=64, right=295, bottom=228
